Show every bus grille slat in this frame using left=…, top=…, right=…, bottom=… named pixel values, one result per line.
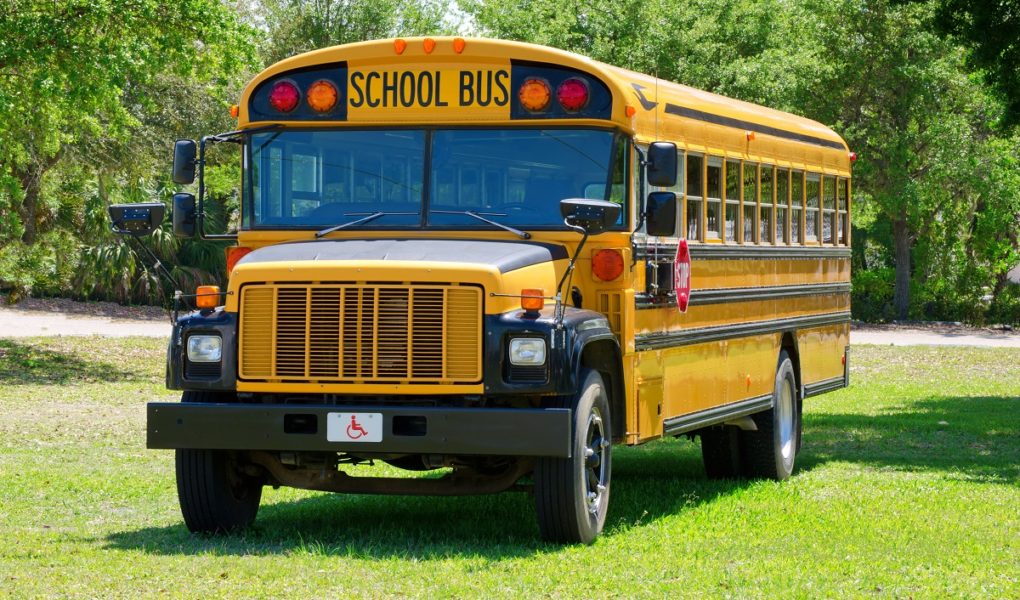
left=239, top=283, right=481, bottom=383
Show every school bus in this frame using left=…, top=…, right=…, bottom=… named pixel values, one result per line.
left=114, top=37, right=851, bottom=543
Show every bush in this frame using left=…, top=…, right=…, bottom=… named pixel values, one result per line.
left=851, top=268, right=896, bottom=322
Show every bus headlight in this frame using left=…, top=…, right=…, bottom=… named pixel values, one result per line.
left=187, top=335, right=222, bottom=363
left=509, top=338, right=546, bottom=366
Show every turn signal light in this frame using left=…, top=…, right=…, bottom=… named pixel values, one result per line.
left=268, top=80, right=300, bottom=113
left=556, top=77, right=589, bottom=112
left=592, top=249, right=624, bottom=281
left=521, top=288, right=545, bottom=312
left=518, top=78, right=551, bottom=112
left=195, top=285, right=220, bottom=310
left=226, top=246, right=252, bottom=274
left=307, top=80, right=338, bottom=113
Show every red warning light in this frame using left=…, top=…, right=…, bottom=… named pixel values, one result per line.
left=268, top=80, right=300, bottom=113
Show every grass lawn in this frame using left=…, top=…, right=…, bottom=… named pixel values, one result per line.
left=1, top=337, right=1017, bottom=598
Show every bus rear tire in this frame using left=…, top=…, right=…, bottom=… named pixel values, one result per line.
left=700, top=427, right=741, bottom=479
left=740, top=351, right=799, bottom=480
left=534, top=369, right=612, bottom=544
left=175, top=391, right=263, bottom=533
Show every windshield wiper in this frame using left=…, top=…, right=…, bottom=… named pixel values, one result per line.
left=430, top=210, right=531, bottom=239
left=315, top=211, right=419, bottom=238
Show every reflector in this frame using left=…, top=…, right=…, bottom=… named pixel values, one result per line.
left=269, top=80, right=300, bottom=113
left=226, top=246, right=253, bottom=273
left=591, top=249, right=624, bottom=282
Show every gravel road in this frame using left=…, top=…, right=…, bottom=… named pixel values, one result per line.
left=2, top=299, right=1019, bottom=347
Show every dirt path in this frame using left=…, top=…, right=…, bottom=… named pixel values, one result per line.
left=2, top=298, right=1019, bottom=347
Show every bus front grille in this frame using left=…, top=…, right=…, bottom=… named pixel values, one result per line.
left=239, top=284, right=482, bottom=383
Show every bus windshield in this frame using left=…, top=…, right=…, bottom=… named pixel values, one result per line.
left=246, top=128, right=626, bottom=230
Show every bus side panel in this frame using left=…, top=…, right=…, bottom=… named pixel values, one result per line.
left=797, top=323, right=849, bottom=386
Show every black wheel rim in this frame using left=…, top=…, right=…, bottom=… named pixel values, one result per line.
left=583, top=406, right=609, bottom=515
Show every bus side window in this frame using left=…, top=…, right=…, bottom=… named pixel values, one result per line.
left=792, top=170, right=804, bottom=244
left=706, top=156, right=722, bottom=239
left=686, top=153, right=703, bottom=240
left=725, top=159, right=740, bottom=242
left=838, top=177, right=850, bottom=245
left=742, top=162, right=758, bottom=243
left=822, top=175, right=836, bottom=244
left=805, top=172, right=820, bottom=242
left=760, top=165, right=774, bottom=244
left=776, top=168, right=789, bottom=244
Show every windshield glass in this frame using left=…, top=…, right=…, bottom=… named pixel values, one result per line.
left=246, top=128, right=626, bottom=230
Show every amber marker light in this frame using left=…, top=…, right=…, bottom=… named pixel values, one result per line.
left=229, top=104, right=239, bottom=119
left=453, top=37, right=466, bottom=54
left=521, top=288, right=545, bottom=312
left=625, top=105, right=636, bottom=118
left=592, top=249, right=624, bottom=281
left=307, top=79, right=339, bottom=113
left=225, top=246, right=252, bottom=274
left=394, top=39, right=407, bottom=55
left=518, top=78, right=551, bottom=112
left=423, top=38, right=436, bottom=54
left=746, top=130, right=756, bottom=141
left=195, top=285, right=220, bottom=310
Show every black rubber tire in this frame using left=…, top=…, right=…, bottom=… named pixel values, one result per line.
left=175, top=391, right=262, bottom=534
left=700, top=426, right=741, bottom=479
left=740, top=351, right=799, bottom=480
left=534, top=369, right=612, bottom=544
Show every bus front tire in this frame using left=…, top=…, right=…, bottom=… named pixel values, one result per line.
left=534, top=369, right=612, bottom=544
left=175, top=391, right=262, bottom=534
left=740, top=351, right=799, bottom=480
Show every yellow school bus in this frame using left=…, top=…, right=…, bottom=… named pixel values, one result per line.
left=124, top=37, right=851, bottom=543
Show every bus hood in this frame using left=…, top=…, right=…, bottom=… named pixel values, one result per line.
left=227, top=238, right=568, bottom=314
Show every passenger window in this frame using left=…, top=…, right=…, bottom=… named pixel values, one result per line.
left=838, top=177, right=850, bottom=245
left=742, top=163, right=758, bottom=243
left=706, top=156, right=722, bottom=239
left=791, top=170, right=804, bottom=244
left=822, top=176, right=836, bottom=244
left=805, top=173, right=820, bottom=241
left=686, top=153, right=703, bottom=240
left=725, top=159, right=740, bottom=242
left=776, top=168, right=789, bottom=244
left=760, top=165, right=774, bottom=244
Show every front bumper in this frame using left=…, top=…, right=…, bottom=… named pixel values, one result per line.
left=147, top=402, right=572, bottom=458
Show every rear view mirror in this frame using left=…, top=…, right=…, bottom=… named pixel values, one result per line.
left=560, top=199, right=622, bottom=235
left=108, top=203, right=166, bottom=237
left=172, top=139, right=197, bottom=185
left=645, top=191, right=678, bottom=237
left=646, top=142, right=678, bottom=188
left=173, top=193, right=197, bottom=238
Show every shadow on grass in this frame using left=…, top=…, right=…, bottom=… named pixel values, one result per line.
left=800, top=394, right=1020, bottom=483
left=103, top=441, right=749, bottom=559
left=0, top=339, right=140, bottom=385
left=103, top=393, right=1018, bottom=558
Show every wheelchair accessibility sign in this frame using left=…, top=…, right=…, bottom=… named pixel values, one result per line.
left=326, top=412, right=383, bottom=442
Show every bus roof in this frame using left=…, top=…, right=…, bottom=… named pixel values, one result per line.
left=239, top=37, right=849, bottom=168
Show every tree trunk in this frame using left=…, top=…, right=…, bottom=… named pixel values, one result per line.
left=14, top=152, right=62, bottom=246
left=892, top=216, right=911, bottom=320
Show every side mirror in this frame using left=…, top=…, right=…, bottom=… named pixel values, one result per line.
left=646, top=141, right=678, bottom=188
left=560, top=199, right=622, bottom=235
left=645, top=191, right=678, bottom=237
left=173, top=193, right=197, bottom=238
left=172, top=139, right=197, bottom=185
left=108, top=202, right=166, bottom=237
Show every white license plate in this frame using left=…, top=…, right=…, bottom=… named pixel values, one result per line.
left=326, top=412, right=383, bottom=443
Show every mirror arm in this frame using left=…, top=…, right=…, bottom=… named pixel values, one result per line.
left=633, top=143, right=648, bottom=233
left=554, top=220, right=591, bottom=326
left=195, top=134, right=239, bottom=241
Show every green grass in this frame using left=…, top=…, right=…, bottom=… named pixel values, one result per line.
left=1, top=337, right=1018, bottom=598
